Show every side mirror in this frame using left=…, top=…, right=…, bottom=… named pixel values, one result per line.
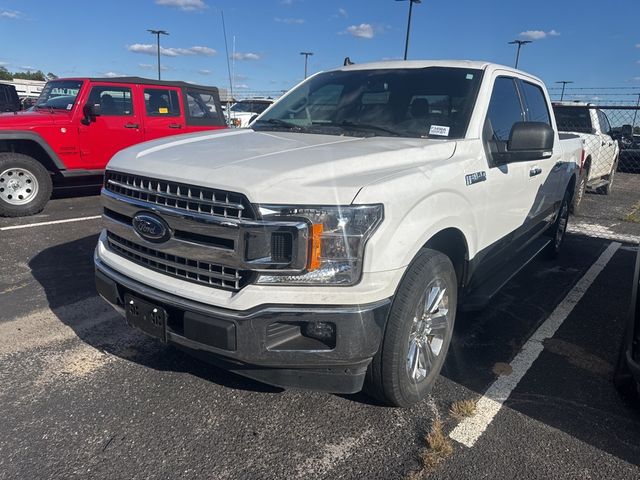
left=82, top=102, right=101, bottom=125
left=500, top=122, right=554, bottom=162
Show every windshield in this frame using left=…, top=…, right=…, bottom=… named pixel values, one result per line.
left=35, top=80, right=83, bottom=110
left=253, top=67, right=483, bottom=139
left=231, top=101, right=271, bottom=114
left=553, top=106, right=593, bottom=134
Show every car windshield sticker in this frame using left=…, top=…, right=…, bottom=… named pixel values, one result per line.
left=158, top=107, right=168, bottom=114
left=66, top=104, right=73, bottom=110
left=429, top=125, right=450, bottom=137
left=466, top=73, right=474, bottom=80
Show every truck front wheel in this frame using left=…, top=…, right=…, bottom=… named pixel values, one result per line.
left=366, top=249, right=457, bottom=407
left=0, top=153, right=53, bottom=217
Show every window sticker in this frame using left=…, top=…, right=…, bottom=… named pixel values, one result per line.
left=158, top=107, right=169, bottom=114
left=66, top=104, right=73, bottom=110
left=466, top=73, right=474, bottom=80
left=429, top=125, right=450, bottom=136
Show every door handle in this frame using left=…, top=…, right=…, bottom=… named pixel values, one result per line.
left=124, top=123, right=139, bottom=129
left=168, top=123, right=182, bottom=129
left=529, top=167, right=542, bottom=177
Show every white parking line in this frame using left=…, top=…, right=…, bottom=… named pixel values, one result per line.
left=0, top=215, right=101, bottom=231
left=449, top=241, right=622, bottom=448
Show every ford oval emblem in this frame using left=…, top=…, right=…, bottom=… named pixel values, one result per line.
left=132, top=213, right=171, bottom=243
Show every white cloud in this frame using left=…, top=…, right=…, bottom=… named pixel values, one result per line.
left=235, top=84, right=249, bottom=89
left=104, top=72, right=122, bottom=78
left=636, top=44, right=640, bottom=48
left=0, top=9, right=20, bottom=19
left=274, top=17, right=305, bottom=24
left=197, top=69, right=212, bottom=75
left=155, top=0, right=207, bottom=11
left=519, top=29, right=560, bottom=40
left=232, top=52, right=260, bottom=61
left=189, top=46, right=216, bottom=56
left=338, top=8, right=348, bottom=18
left=138, top=63, right=170, bottom=71
left=234, top=73, right=248, bottom=80
left=18, top=65, right=35, bottom=71
left=128, top=43, right=216, bottom=57
left=345, top=23, right=374, bottom=39
left=634, top=77, right=640, bottom=81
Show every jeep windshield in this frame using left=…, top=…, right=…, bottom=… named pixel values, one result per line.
left=253, top=67, right=483, bottom=139
left=35, top=80, right=83, bottom=110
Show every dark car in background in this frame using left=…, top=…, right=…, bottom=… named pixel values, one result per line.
left=611, top=124, right=640, bottom=172
left=616, top=246, right=640, bottom=404
left=0, top=83, right=20, bottom=112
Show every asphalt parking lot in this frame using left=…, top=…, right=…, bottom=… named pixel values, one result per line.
left=1, top=177, right=640, bottom=480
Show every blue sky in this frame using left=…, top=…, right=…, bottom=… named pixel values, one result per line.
left=0, top=0, right=638, bottom=100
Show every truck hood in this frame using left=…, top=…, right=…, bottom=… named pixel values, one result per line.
left=0, top=109, right=59, bottom=128
left=108, top=129, right=456, bottom=204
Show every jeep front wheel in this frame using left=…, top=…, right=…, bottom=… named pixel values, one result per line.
left=0, top=153, right=52, bottom=217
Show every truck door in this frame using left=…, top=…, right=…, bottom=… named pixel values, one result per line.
left=519, top=79, right=561, bottom=228
left=78, top=83, right=143, bottom=169
left=596, top=109, right=617, bottom=176
left=476, top=76, right=548, bottom=272
left=141, top=86, right=185, bottom=141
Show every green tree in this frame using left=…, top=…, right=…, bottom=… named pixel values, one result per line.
left=0, top=66, right=12, bottom=81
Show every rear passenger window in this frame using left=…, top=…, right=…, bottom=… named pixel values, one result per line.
left=88, top=86, right=133, bottom=116
left=521, top=82, right=551, bottom=125
left=487, top=77, right=524, bottom=142
left=186, top=91, right=217, bottom=118
left=144, top=88, right=180, bottom=116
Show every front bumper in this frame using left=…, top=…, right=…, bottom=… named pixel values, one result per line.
left=95, top=256, right=391, bottom=393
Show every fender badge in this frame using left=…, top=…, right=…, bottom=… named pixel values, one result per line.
left=465, top=171, right=487, bottom=186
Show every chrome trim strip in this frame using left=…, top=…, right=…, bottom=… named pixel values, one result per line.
left=106, top=178, right=246, bottom=211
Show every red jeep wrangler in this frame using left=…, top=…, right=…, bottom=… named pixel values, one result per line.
left=0, top=77, right=227, bottom=217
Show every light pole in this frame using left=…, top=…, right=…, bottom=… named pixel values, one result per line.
left=147, top=29, right=169, bottom=80
left=300, top=51, right=313, bottom=79
left=508, top=40, right=531, bottom=69
left=396, top=0, right=422, bottom=60
left=556, top=81, right=574, bottom=101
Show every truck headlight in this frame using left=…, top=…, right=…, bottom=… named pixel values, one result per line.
left=256, top=204, right=383, bottom=286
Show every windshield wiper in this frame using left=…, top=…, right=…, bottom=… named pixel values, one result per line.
left=253, top=118, right=308, bottom=131
left=335, top=121, right=402, bottom=137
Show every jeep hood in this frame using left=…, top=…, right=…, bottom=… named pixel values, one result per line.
left=107, top=129, right=456, bottom=204
left=0, top=109, right=61, bottom=128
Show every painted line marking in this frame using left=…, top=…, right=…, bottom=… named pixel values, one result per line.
left=449, top=241, right=622, bottom=448
left=0, top=215, right=101, bottom=231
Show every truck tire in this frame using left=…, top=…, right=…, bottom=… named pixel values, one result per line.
left=366, top=248, right=457, bottom=407
left=570, top=170, right=587, bottom=215
left=0, top=152, right=53, bottom=217
left=545, top=190, right=570, bottom=259
left=602, top=158, right=618, bottom=196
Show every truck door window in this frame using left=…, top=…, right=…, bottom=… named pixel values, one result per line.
left=486, top=77, right=525, bottom=143
left=144, top=88, right=180, bottom=116
left=597, top=110, right=611, bottom=134
left=88, top=86, right=133, bottom=116
left=552, top=106, right=592, bottom=133
left=520, top=81, right=551, bottom=125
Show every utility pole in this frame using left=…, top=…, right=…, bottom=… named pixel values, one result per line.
left=396, top=0, right=422, bottom=60
left=300, top=51, right=313, bottom=79
left=147, top=29, right=169, bottom=80
left=508, top=40, right=531, bottom=69
left=556, top=81, right=574, bottom=101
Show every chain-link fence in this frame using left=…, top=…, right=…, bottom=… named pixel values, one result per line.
left=551, top=101, right=640, bottom=245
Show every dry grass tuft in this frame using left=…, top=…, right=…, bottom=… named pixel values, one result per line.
left=406, top=419, right=454, bottom=479
left=449, top=399, right=477, bottom=421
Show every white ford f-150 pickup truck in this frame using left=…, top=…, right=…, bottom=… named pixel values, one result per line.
left=552, top=102, right=619, bottom=212
left=95, top=60, right=582, bottom=407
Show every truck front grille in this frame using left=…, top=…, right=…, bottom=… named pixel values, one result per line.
left=104, top=171, right=255, bottom=219
left=106, top=232, right=252, bottom=292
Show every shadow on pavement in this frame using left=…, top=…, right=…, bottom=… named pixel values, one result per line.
left=442, top=235, right=640, bottom=466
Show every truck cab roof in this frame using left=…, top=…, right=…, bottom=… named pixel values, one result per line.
left=56, top=77, right=219, bottom=92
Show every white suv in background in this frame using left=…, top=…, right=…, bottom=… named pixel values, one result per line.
left=227, top=98, right=274, bottom=128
